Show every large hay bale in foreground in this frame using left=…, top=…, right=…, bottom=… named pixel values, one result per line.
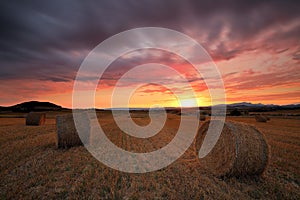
left=195, top=120, right=269, bottom=177
left=255, top=115, right=267, bottom=122
left=26, top=112, right=46, bottom=126
left=56, top=113, right=91, bottom=148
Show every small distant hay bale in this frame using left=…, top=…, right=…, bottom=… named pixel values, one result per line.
left=255, top=115, right=267, bottom=122
left=199, top=114, right=206, bottom=121
left=130, top=112, right=148, bottom=118
left=168, top=110, right=178, bottom=114
left=170, top=110, right=181, bottom=115
left=56, top=112, right=91, bottom=148
left=26, top=112, right=46, bottom=126
left=263, top=115, right=270, bottom=121
left=195, top=120, right=269, bottom=177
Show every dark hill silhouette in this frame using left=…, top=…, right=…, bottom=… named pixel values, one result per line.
left=3, top=101, right=63, bottom=112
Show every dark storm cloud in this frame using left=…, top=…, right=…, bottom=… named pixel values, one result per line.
left=0, top=0, right=299, bottom=81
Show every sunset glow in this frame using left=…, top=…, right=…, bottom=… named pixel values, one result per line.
left=0, top=1, right=299, bottom=108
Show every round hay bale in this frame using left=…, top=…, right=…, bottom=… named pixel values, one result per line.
left=168, top=110, right=179, bottom=115
left=199, top=115, right=206, bottom=121
left=56, top=112, right=91, bottom=148
left=195, top=120, right=269, bottom=177
left=263, top=115, right=270, bottom=121
left=26, top=112, right=46, bottom=126
left=255, top=115, right=267, bottom=122
left=87, top=112, right=101, bottom=147
left=174, top=110, right=181, bottom=116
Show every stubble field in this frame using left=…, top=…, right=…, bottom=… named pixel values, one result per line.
left=0, top=112, right=299, bottom=199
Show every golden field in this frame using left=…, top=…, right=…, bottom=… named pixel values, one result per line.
left=0, top=112, right=299, bottom=199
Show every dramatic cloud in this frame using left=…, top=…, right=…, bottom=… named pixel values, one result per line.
left=0, top=0, right=299, bottom=107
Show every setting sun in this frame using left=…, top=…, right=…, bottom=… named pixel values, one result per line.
left=179, top=99, right=198, bottom=107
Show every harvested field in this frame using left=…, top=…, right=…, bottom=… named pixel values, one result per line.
left=0, top=113, right=299, bottom=199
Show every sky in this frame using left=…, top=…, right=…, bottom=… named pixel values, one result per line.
left=0, top=0, right=299, bottom=108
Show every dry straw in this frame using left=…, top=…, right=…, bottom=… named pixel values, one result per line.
left=169, top=110, right=181, bottom=115
left=195, top=120, right=269, bottom=177
left=25, top=112, right=46, bottom=126
left=199, top=115, right=206, bottom=121
left=130, top=111, right=148, bottom=118
left=56, top=112, right=91, bottom=148
left=263, top=115, right=270, bottom=121
left=87, top=112, right=101, bottom=147
left=255, top=115, right=267, bottom=122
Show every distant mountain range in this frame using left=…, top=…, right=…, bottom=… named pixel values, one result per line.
left=225, top=102, right=300, bottom=111
left=0, top=101, right=299, bottom=112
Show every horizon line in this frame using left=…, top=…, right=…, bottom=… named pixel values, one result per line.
left=2, top=100, right=300, bottom=110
